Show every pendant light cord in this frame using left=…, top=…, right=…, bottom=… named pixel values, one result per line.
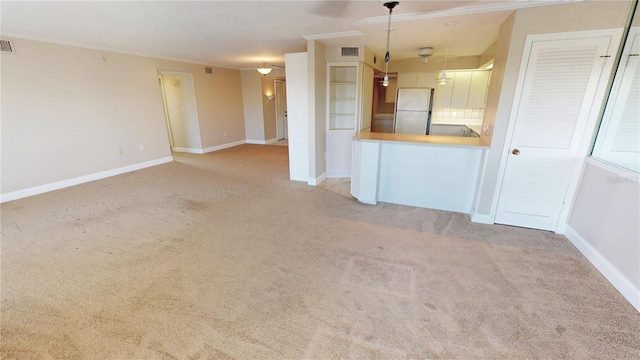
left=381, top=2, right=398, bottom=86
left=384, top=6, right=393, bottom=77
left=443, top=29, right=450, bottom=72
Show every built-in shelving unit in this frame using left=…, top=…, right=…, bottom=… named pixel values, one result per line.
left=329, top=66, right=357, bottom=130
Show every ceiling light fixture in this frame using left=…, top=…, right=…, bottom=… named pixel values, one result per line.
left=438, top=21, right=457, bottom=86
left=382, top=1, right=399, bottom=87
left=257, top=61, right=272, bottom=75
left=418, top=47, right=434, bottom=63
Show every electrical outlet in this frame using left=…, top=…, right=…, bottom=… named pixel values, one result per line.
left=139, top=144, right=145, bottom=151
left=224, top=131, right=227, bottom=136
left=118, top=148, right=123, bottom=155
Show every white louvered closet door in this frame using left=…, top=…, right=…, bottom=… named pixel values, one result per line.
left=495, top=35, right=615, bottom=231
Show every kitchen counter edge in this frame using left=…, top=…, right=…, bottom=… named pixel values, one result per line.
left=354, top=132, right=489, bottom=148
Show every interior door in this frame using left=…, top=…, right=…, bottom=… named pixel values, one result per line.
left=495, top=34, right=615, bottom=231
left=275, top=80, right=288, bottom=140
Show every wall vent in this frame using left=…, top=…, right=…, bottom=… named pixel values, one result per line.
left=204, top=67, right=213, bottom=74
left=0, top=39, right=15, bottom=54
left=341, top=46, right=359, bottom=57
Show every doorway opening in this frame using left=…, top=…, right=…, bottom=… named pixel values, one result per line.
left=158, top=71, right=202, bottom=153
left=275, top=80, right=288, bottom=141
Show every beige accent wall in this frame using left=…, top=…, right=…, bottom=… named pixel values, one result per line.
left=474, top=0, right=633, bottom=217
left=241, top=70, right=265, bottom=141
left=479, top=14, right=514, bottom=147
left=307, top=40, right=327, bottom=180
left=187, top=65, right=244, bottom=148
left=1, top=37, right=245, bottom=196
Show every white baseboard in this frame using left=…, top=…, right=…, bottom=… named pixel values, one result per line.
left=327, top=173, right=351, bottom=179
left=470, top=212, right=493, bottom=224
left=308, top=172, right=327, bottom=186
left=172, top=147, right=203, bottom=154
left=565, top=225, right=640, bottom=313
left=248, top=138, right=278, bottom=145
left=202, top=140, right=246, bottom=153
left=0, top=156, right=174, bottom=203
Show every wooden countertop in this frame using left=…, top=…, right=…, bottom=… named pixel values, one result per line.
left=354, top=132, right=489, bottom=148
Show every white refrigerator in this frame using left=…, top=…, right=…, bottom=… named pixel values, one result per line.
left=393, top=88, right=433, bottom=135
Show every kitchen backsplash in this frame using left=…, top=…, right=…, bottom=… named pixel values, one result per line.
left=432, top=107, right=484, bottom=126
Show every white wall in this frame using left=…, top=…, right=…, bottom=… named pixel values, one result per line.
left=1, top=36, right=246, bottom=201
left=285, top=52, right=309, bottom=182
left=566, top=159, right=639, bottom=311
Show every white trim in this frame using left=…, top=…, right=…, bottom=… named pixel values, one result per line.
left=246, top=138, right=281, bottom=145
left=0, top=157, right=174, bottom=203
left=308, top=172, right=327, bottom=186
left=470, top=213, right=493, bottom=224
left=2, top=33, right=238, bottom=70
left=303, top=30, right=364, bottom=41
left=327, top=173, right=351, bottom=179
left=202, top=140, right=246, bottom=153
left=353, top=0, right=583, bottom=28
left=172, top=147, right=203, bottom=154
left=565, top=226, right=640, bottom=313
left=586, top=157, right=640, bottom=182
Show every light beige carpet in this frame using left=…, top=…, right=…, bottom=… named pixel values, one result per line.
left=1, top=144, right=638, bottom=359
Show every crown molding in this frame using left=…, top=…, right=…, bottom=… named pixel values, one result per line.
left=1, top=32, right=238, bottom=70
left=303, top=30, right=364, bottom=41
left=353, top=0, right=584, bottom=28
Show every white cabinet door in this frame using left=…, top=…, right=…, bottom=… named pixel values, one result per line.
left=495, top=33, right=617, bottom=231
left=468, top=71, right=491, bottom=108
left=435, top=72, right=455, bottom=108
left=450, top=71, right=472, bottom=107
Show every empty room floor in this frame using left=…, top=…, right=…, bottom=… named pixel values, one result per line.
left=1, top=144, right=638, bottom=358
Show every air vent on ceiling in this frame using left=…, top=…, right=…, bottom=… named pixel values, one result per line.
left=341, top=46, right=359, bottom=57
left=1, top=39, right=15, bottom=54
left=204, top=67, right=213, bottom=74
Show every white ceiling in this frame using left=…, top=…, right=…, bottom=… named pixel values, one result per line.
left=1, top=1, right=567, bottom=70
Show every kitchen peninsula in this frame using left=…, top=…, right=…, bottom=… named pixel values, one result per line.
left=351, top=132, right=489, bottom=213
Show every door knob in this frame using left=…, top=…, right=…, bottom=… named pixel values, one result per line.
left=512, top=149, right=520, bottom=155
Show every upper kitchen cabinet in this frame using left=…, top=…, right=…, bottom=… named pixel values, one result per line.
left=397, top=71, right=438, bottom=89
left=467, top=71, right=491, bottom=108
left=435, top=70, right=491, bottom=108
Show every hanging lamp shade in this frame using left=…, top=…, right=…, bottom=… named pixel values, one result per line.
left=257, top=61, right=272, bottom=75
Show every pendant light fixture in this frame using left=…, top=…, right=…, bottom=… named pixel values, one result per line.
left=257, top=61, right=272, bottom=75
left=438, top=21, right=457, bottom=86
left=382, top=1, right=399, bottom=87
